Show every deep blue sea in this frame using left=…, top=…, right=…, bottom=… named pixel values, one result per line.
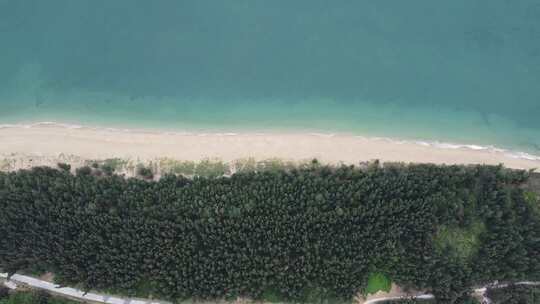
left=1, top=1, right=540, bottom=155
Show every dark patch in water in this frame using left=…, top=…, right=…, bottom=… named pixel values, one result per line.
left=481, top=112, right=493, bottom=128
left=34, top=95, right=44, bottom=107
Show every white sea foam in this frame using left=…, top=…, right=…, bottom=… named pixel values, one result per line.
left=1, top=121, right=539, bottom=162
left=0, top=124, right=19, bottom=129
left=415, top=141, right=431, bottom=147
left=505, top=151, right=540, bottom=161
left=13, top=121, right=85, bottom=129
left=364, top=136, right=540, bottom=162
left=309, top=132, right=336, bottom=138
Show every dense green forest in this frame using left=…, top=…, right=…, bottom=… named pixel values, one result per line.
left=1, top=163, right=539, bottom=304
left=486, top=285, right=540, bottom=304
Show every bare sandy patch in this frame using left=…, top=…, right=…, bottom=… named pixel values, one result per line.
left=0, top=125, right=539, bottom=171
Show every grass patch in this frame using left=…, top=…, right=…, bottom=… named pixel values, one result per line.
left=18, top=265, right=48, bottom=278
left=101, top=158, right=128, bottom=171
left=159, top=158, right=197, bottom=175
left=365, top=273, right=391, bottom=295
left=434, top=220, right=485, bottom=259
left=98, top=280, right=159, bottom=299
left=254, top=158, right=297, bottom=172
left=260, top=288, right=284, bottom=303
left=158, top=158, right=230, bottom=177
left=524, top=191, right=540, bottom=215
left=0, top=292, right=35, bottom=304
left=79, top=157, right=312, bottom=177
left=302, top=287, right=347, bottom=304
left=233, top=158, right=300, bottom=173
left=232, top=158, right=258, bottom=173
left=131, top=280, right=157, bottom=298
left=0, top=159, right=10, bottom=171
left=194, top=159, right=230, bottom=177
left=0, top=291, right=79, bottom=304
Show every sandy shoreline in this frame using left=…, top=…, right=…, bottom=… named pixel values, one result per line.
left=1, top=124, right=540, bottom=170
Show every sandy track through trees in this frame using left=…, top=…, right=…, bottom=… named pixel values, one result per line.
left=0, top=273, right=169, bottom=304
left=2, top=272, right=539, bottom=304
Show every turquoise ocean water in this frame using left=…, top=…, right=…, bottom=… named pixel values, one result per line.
left=1, top=1, right=540, bottom=157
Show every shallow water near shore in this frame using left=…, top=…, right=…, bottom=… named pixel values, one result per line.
left=1, top=1, right=540, bottom=156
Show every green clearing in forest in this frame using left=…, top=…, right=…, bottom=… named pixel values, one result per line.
left=434, top=220, right=485, bottom=260
left=365, top=273, right=392, bottom=295
left=524, top=191, right=540, bottom=215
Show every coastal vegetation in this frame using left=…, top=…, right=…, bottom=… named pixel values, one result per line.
left=103, top=157, right=306, bottom=178
left=0, top=163, right=539, bottom=304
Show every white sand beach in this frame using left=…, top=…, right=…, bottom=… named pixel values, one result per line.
left=0, top=123, right=539, bottom=170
